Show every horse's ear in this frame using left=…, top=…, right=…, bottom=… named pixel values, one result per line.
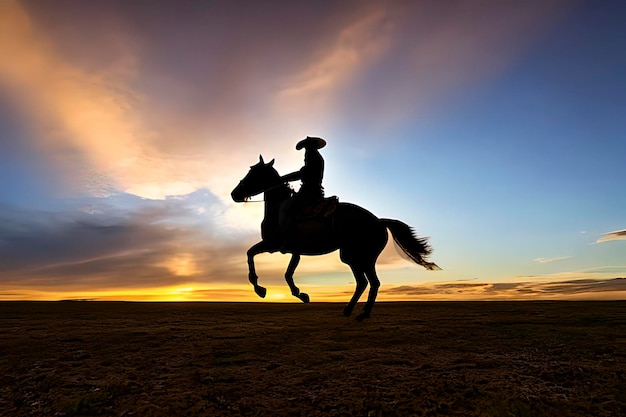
left=268, top=158, right=274, bottom=167
left=259, top=155, right=264, bottom=164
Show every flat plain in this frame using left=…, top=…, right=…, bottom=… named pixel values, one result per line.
left=1, top=301, right=625, bottom=416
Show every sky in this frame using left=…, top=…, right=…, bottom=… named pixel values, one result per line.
left=1, top=0, right=625, bottom=302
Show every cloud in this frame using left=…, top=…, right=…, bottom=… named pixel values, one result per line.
left=0, top=1, right=237, bottom=199
left=0, top=187, right=355, bottom=297
left=0, top=190, right=260, bottom=290
left=276, top=6, right=391, bottom=120
left=382, top=278, right=626, bottom=300
left=1, top=0, right=574, bottom=201
left=0, top=1, right=586, bottom=300
left=581, top=265, right=626, bottom=274
left=539, top=279, right=626, bottom=295
left=324, top=1, right=573, bottom=130
left=1, top=1, right=378, bottom=200
left=533, top=256, right=572, bottom=263
left=0, top=1, right=162, bottom=197
left=596, top=229, right=626, bottom=243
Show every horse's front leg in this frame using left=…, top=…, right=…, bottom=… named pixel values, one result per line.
left=284, top=254, right=309, bottom=303
left=247, top=241, right=272, bottom=298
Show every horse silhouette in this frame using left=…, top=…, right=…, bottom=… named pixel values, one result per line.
left=231, top=155, right=440, bottom=320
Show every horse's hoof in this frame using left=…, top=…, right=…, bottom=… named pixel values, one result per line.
left=343, top=306, right=353, bottom=317
left=298, top=293, right=310, bottom=303
left=356, top=312, right=370, bottom=321
left=254, top=286, right=267, bottom=298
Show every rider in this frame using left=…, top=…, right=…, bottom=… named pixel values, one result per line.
left=279, top=136, right=326, bottom=250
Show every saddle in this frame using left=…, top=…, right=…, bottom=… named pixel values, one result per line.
left=297, top=196, right=338, bottom=221
left=280, top=196, right=338, bottom=253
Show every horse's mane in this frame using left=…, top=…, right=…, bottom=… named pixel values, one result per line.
left=267, top=166, right=294, bottom=197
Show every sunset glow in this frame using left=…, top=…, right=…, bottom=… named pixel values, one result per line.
left=1, top=0, right=624, bottom=302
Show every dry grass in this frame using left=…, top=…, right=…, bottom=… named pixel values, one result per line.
left=1, top=301, right=625, bottom=416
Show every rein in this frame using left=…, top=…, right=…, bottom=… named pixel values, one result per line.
left=243, top=198, right=265, bottom=203
left=242, top=182, right=291, bottom=204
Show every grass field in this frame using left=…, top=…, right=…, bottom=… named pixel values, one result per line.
left=1, top=301, right=625, bottom=416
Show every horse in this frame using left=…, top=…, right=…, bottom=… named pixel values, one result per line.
left=231, top=155, right=440, bottom=320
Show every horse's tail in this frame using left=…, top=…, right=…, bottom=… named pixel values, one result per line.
left=380, top=219, right=441, bottom=271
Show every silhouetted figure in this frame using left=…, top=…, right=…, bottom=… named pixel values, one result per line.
left=231, top=152, right=440, bottom=320
left=279, top=136, right=326, bottom=251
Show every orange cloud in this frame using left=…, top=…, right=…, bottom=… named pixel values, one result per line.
left=0, top=1, right=235, bottom=200
left=276, top=7, right=391, bottom=116
left=596, top=229, right=626, bottom=243
left=1, top=1, right=573, bottom=201
left=7, top=277, right=624, bottom=303
left=381, top=278, right=626, bottom=301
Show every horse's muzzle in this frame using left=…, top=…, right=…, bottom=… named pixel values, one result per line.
left=231, top=189, right=245, bottom=203
left=231, top=184, right=247, bottom=202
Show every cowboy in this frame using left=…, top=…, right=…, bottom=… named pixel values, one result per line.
left=279, top=136, right=326, bottom=250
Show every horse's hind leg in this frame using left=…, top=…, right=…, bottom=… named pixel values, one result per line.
left=343, top=266, right=368, bottom=317
left=285, top=254, right=309, bottom=303
left=356, top=265, right=380, bottom=321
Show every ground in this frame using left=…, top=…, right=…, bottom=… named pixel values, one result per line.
left=1, top=301, right=625, bottom=416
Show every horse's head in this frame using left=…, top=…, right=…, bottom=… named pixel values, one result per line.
left=231, top=155, right=279, bottom=202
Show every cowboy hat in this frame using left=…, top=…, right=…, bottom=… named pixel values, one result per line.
left=296, top=136, right=326, bottom=150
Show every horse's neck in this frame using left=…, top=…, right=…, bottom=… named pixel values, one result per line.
left=264, top=184, right=291, bottom=215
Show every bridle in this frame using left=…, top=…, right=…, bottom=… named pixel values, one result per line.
left=238, top=180, right=292, bottom=203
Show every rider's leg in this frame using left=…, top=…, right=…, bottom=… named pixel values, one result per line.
left=279, top=197, right=299, bottom=252
left=278, top=198, right=294, bottom=238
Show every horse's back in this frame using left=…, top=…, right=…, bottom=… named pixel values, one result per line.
left=335, top=202, right=382, bottom=228
left=290, top=201, right=387, bottom=257
left=333, top=202, right=388, bottom=260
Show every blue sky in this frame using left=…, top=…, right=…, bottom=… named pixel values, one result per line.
left=0, top=0, right=624, bottom=301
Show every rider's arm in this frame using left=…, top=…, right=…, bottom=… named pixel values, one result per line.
left=280, top=170, right=302, bottom=183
